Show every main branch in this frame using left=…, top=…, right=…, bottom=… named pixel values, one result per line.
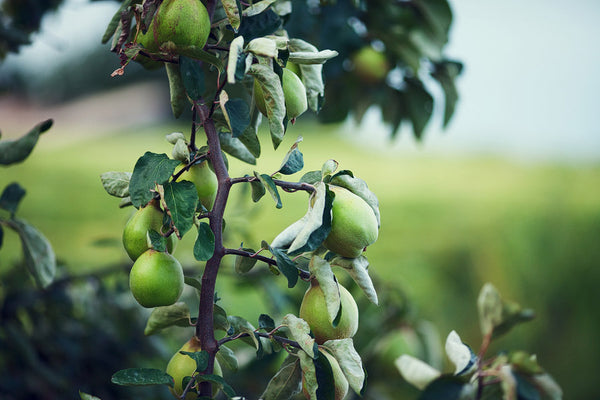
left=194, top=101, right=231, bottom=397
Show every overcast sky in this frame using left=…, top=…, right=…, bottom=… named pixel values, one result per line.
left=4, top=0, right=600, bottom=163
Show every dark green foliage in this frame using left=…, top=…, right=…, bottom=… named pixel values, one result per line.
left=0, top=265, right=169, bottom=400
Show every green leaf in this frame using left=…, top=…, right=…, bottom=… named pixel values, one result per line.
left=227, top=316, right=261, bottom=349
left=223, top=97, right=251, bottom=138
left=254, top=173, right=282, bottom=209
left=248, top=64, right=286, bottom=149
left=227, top=36, right=245, bottom=84
left=221, top=0, right=241, bottom=31
left=288, top=49, right=338, bottom=65
left=431, top=60, right=463, bottom=128
left=288, top=39, right=325, bottom=112
left=165, top=62, right=188, bottom=118
left=531, top=373, right=563, bottom=400
left=238, top=98, right=262, bottom=158
left=237, top=8, right=282, bottom=42
left=445, top=331, right=476, bottom=375
left=214, top=304, right=230, bottom=332
left=260, top=356, right=302, bottom=400
left=405, top=78, right=434, bottom=140
left=330, top=256, right=378, bottom=305
left=314, top=350, right=336, bottom=400
left=0, top=119, right=52, bottom=165
left=129, top=152, right=180, bottom=208
left=299, top=170, right=322, bottom=185
left=269, top=247, right=298, bottom=288
left=282, top=314, right=317, bottom=359
left=181, top=350, right=209, bottom=372
left=419, top=376, right=468, bottom=400
left=185, top=276, right=203, bottom=291
left=250, top=179, right=266, bottom=202
left=271, top=182, right=332, bottom=256
left=144, top=302, right=191, bottom=336
left=180, top=56, right=205, bottom=101
left=299, top=350, right=318, bottom=399
left=321, top=159, right=338, bottom=177
left=259, top=314, right=275, bottom=331
left=278, top=137, right=304, bottom=175
left=310, top=256, right=341, bottom=325
left=0, top=182, right=26, bottom=217
left=79, top=391, right=102, bottom=400
left=396, top=355, right=441, bottom=390
left=147, top=229, right=167, bottom=252
left=6, top=218, right=56, bottom=288
left=322, top=339, right=365, bottom=395
left=175, top=44, right=225, bottom=72
left=477, top=283, right=503, bottom=336
left=100, top=171, right=132, bottom=198
left=219, top=131, right=257, bottom=165
left=0, top=225, right=4, bottom=250
left=101, top=0, right=131, bottom=43
left=171, top=138, right=190, bottom=162
left=194, top=222, right=215, bottom=261
left=162, top=180, right=198, bottom=238
left=216, top=345, right=239, bottom=372
left=196, top=374, right=236, bottom=398
left=235, top=248, right=258, bottom=273
left=478, top=283, right=534, bottom=340
left=247, top=37, right=278, bottom=58
left=111, top=368, right=173, bottom=387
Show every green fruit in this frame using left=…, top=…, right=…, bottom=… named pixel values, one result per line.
left=137, top=0, right=211, bottom=52
left=167, top=336, right=222, bottom=399
left=174, top=161, right=218, bottom=210
left=302, top=349, right=349, bottom=400
left=254, top=68, right=308, bottom=120
left=299, top=280, right=359, bottom=344
left=352, top=46, right=389, bottom=83
left=286, top=61, right=301, bottom=77
left=374, top=328, right=424, bottom=368
left=129, top=249, right=184, bottom=308
left=323, top=185, right=378, bottom=258
left=122, top=200, right=176, bottom=261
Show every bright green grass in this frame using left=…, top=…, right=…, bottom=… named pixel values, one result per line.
left=2, top=121, right=600, bottom=398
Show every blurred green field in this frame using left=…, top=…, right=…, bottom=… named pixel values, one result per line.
left=2, top=121, right=600, bottom=398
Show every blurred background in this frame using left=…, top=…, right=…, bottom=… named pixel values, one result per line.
left=1, top=0, right=599, bottom=399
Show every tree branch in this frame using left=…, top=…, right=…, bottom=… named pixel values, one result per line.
left=225, top=248, right=311, bottom=280
left=230, top=175, right=316, bottom=193
left=194, top=101, right=232, bottom=397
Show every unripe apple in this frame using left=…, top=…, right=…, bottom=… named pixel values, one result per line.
left=122, top=200, right=176, bottom=261
left=129, top=249, right=184, bottom=308
left=254, top=68, right=308, bottom=120
left=174, top=160, right=218, bottom=210
left=352, top=46, right=389, bottom=83
left=137, top=0, right=211, bottom=52
left=299, top=280, right=359, bottom=344
left=323, top=185, right=378, bottom=259
left=302, top=349, right=349, bottom=400
left=167, top=336, right=222, bottom=399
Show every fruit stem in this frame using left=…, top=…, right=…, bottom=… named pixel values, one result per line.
left=194, top=101, right=232, bottom=397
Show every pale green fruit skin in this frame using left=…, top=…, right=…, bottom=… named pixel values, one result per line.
left=167, top=337, right=222, bottom=399
left=175, top=161, right=218, bottom=210
left=122, top=201, right=176, bottom=261
left=352, top=46, right=389, bottom=82
left=302, top=350, right=349, bottom=400
left=324, top=185, right=378, bottom=258
left=254, top=68, right=308, bottom=119
left=299, top=280, right=359, bottom=344
left=138, top=0, right=211, bottom=52
left=129, top=249, right=184, bottom=308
